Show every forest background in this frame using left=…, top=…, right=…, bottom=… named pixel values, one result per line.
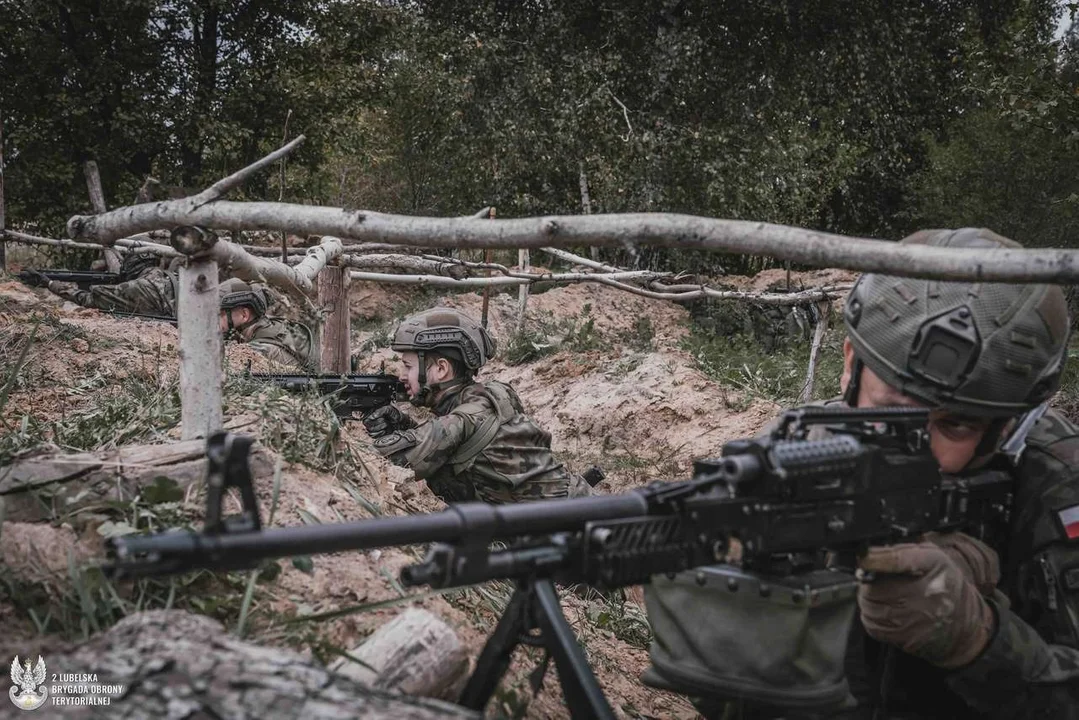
left=3, top=0, right=1079, bottom=275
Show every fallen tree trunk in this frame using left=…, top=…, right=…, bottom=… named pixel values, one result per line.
left=170, top=227, right=343, bottom=300
left=330, top=608, right=469, bottom=701
left=4, top=610, right=478, bottom=719
left=67, top=203, right=1079, bottom=283
left=0, top=439, right=273, bottom=523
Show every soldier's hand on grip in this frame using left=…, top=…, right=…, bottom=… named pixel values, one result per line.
left=922, top=531, right=1000, bottom=597
left=363, top=404, right=413, bottom=438
left=858, top=541, right=995, bottom=669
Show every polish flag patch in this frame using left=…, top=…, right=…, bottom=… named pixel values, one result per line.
left=1058, top=505, right=1079, bottom=540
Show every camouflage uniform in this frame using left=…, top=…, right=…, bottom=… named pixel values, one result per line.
left=236, top=315, right=318, bottom=373
left=795, top=402, right=1079, bottom=720
left=372, top=379, right=592, bottom=504
left=47, top=268, right=177, bottom=316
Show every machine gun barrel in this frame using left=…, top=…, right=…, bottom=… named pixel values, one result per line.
left=106, top=492, right=651, bottom=578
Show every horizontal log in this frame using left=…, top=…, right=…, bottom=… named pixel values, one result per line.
left=0, top=439, right=274, bottom=523
left=67, top=204, right=1079, bottom=283
left=330, top=608, right=469, bottom=701
left=12, top=610, right=478, bottom=719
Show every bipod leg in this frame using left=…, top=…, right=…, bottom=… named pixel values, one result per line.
left=458, top=584, right=531, bottom=710
left=531, top=578, right=616, bottom=720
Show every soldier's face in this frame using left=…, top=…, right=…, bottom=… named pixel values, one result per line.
left=399, top=352, right=453, bottom=397
left=841, top=339, right=992, bottom=474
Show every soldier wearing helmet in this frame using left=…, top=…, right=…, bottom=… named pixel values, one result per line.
left=218, top=279, right=317, bottom=372
left=363, top=307, right=596, bottom=504
left=672, top=229, right=1079, bottom=719
left=25, top=252, right=176, bottom=316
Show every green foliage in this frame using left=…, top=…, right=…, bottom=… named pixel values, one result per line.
left=684, top=315, right=844, bottom=404
left=905, top=21, right=1079, bottom=247
left=503, top=305, right=603, bottom=365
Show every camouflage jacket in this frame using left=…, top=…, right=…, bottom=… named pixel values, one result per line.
left=48, top=268, right=177, bottom=316
left=371, top=380, right=592, bottom=504
left=236, top=316, right=318, bottom=372
left=820, top=407, right=1079, bottom=720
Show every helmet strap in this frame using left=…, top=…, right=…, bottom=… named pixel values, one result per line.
left=411, top=351, right=467, bottom=407
left=843, top=357, right=863, bottom=407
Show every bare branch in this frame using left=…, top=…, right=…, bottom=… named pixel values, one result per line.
left=606, top=88, right=634, bottom=141
left=170, top=227, right=342, bottom=299
left=348, top=269, right=664, bottom=288
left=192, top=135, right=306, bottom=208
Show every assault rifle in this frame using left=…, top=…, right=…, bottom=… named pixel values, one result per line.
left=248, top=372, right=406, bottom=418
left=104, top=406, right=1015, bottom=719
left=20, top=269, right=121, bottom=288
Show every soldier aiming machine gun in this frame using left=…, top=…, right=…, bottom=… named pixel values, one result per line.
left=248, top=372, right=406, bottom=419
left=104, top=406, right=1015, bottom=719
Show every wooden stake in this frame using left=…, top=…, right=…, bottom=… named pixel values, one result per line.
left=317, top=265, right=350, bottom=373
left=516, top=248, right=530, bottom=332
left=83, top=161, right=123, bottom=272
left=480, top=207, right=495, bottom=328
left=172, top=229, right=223, bottom=440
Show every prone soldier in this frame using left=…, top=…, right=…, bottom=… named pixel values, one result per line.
left=362, top=307, right=596, bottom=504
left=218, top=279, right=318, bottom=372
left=22, top=253, right=174, bottom=316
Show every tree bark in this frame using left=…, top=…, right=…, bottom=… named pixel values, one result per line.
left=329, top=608, right=469, bottom=702
left=318, top=265, right=350, bottom=373
left=5, top=610, right=477, bottom=719
left=0, top=439, right=273, bottom=523
left=171, top=228, right=342, bottom=301
left=68, top=205, right=1079, bottom=283
left=177, top=258, right=223, bottom=440
left=83, top=160, right=123, bottom=272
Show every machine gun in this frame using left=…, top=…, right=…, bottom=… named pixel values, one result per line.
left=19, top=269, right=121, bottom=289
left=104, top=406, right=1015, bottom=719
left=247, top=372, right=406, bottom=419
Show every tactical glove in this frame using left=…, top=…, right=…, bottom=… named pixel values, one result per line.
left=363, top=404, right=415, bottom=438
left=922, top=531, right=1000, bottom=597
left=858, top=542, right=995, bottom=669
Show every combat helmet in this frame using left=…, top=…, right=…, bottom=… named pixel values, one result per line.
left=119, top=252, right=160, bottom=281
left=219, top=278, right=270, bottom=330
left=843, top=228, right=1070, bottom=426
left=391, top=307, right=496, bottom=405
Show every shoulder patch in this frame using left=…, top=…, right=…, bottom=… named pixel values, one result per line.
left=1057, top=505, right=1079, bottom=540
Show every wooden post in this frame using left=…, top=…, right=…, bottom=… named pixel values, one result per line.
left=171, top=228, right=222, bottom=440
left=580, top=160, right=599, bottom=262
left=517, top=248, right=530, bottom=332
left=83, top=161, right=123, bottom=273
left=317, top=265, right=349, bottom=373
left=480, top=206, right=495, bottom=329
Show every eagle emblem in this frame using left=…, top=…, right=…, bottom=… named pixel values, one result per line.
left=9, top=656, right=48, bottom=711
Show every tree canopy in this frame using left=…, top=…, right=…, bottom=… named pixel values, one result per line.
left=3, top=0, right=1076, bottom=267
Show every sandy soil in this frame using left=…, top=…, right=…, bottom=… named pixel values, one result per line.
left=0, top=265, right=824, bottom=719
